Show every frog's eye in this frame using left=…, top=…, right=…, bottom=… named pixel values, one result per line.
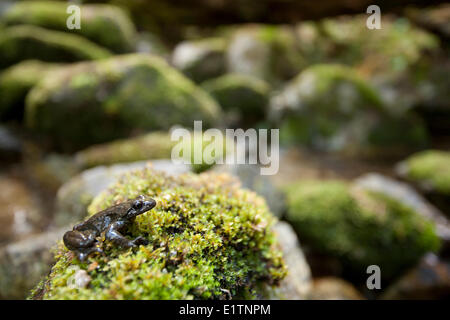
left=133, top=201, right=143, bottom=210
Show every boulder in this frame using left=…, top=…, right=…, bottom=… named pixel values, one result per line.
left=2, top=1, right=137, bottom=53
left=284, top=180, right=440, bottom=280
left=25, top=54, right=221, bottom=151
left=172, top=37, right=226, bottom=83
left=0, top=25, right=112, bottom=69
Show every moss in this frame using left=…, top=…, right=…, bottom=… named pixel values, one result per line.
left=2, top=1, right=136, bottom=53
left=25, top=54, right=222, bottom=151
left=284, top=180, right=440, bottom=279
left=402, top=150, right=450, bottom=196
left=0, top=25, right=112, bottom=69
left=172, top=38, right=226, bottom=83
left=202, top=73, right=270, bottom=126
left=0, top=60, right=62, bottom=121
left=75, top=131, right=231, bottom=173
left=33, top=168, right=286, bottom=299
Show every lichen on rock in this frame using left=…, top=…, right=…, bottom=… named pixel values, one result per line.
left=32, top=167, right=286, bottom=299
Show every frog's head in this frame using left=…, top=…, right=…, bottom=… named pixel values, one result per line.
left=125, top=195, right=156, bottom=219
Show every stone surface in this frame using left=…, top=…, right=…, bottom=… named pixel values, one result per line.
left=308, top=277, right=364, bottom=300
left=0, top=227, right=66, bottom=299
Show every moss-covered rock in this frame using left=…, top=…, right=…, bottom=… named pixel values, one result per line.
left=75, top=131, right=231, bottom=173
left=202, top=73, right=270, bottom=126
left=25, top=54, right=221, bottom=151
left=172, top=37, right=226, bottom=83
left=32, top=167, right=286, bottom=299
left=284, top=180, right=440, bottom=280
left=2, top=1, right=137, bottom=53
left=0, top=60, right=62, bottom=121
left=226, top=24, right=304, bottom=85
left=272, top=64, right=429, bottom=155
left=397, top=150, right=450, bottom=196
left=0, top=25, right=112, bottom=69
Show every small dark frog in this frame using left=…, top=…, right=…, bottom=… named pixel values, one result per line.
left=63, top=195, right=156, bottom=261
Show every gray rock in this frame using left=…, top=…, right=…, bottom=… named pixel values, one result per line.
left=267, top=221, right=312, bottom=299
left=308, top=277, right=364, bottom=300
left=54, top=160, right=191, bottom=226
left=0, top=227, right=66, bottom=299
left=0, top=126, right=21, bottom=161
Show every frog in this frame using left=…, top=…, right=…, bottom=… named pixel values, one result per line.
left=63, top=195, right=156, bottom=261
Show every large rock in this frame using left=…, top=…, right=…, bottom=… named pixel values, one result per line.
left=54, top=160, right=190, bottom=227
left=0, top=25, right=112, bottom=69
left=33, top=168, right=287, bottom=299
left=172, top=37, right=226, bottom=83
left=25, top=54, right=221, bottom=151
left=202, top=73, right=270, bottom=127
left=0, top=60, right=62, bottom=121
left=396, top=150, right=450, bottom=215
left=271, top=64, right=428, bottom=155
left=226, top=24, right=303, bottom=85
left=2, top=1, right=137, bottom=53
left=284, top=180, right=440, bottom=280
left=0, top=227, right=66, bottom=299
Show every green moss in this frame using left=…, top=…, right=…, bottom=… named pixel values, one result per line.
left=0, top=25, right=112, bottom=69
left=284, top=180, right=440, bottom=279
left=2, top=1, right=136, bottom=53
left=34, top=168, right=286, bottom=299
left=403, top=150, right=450, bottom=195
left=0, top=60, right=62, bottom=120
left=25, top=54, right=221, bottom=151
left=202, top=73, right=270, bottom=126
left=75, top=131, right=231, bottom=173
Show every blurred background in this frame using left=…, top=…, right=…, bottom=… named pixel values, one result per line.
left=0, top=0, right=449, bottom=299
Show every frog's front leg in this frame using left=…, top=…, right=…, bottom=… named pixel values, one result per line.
left=105, top=220, right=148, bottom=248
left=76, top=246, right=104, bottom=262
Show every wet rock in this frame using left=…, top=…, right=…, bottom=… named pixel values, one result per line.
left=172, top=37, right=226, bottom=83
left=0, top=175, right=44, bottom=244
left=396, top=150, right=450, bottom=215
left=308, top=277, right=364, bottom=300
left=0, top=60, right=62, bottom=121
left=267, top=221, right=312, bottom=299
left=284, top=179, right=440, bottom=280
left=2, top=1, right=137, bottom=53
left=25, top=54, right=221, bottom=151
left=202, top=73, right=270, bottom=127
left=0, top=25, right=112, bottom=69
left=54, top=160, right=190, bottom=227
left=354, top=173, right=450, bottom=244
left=0, top=227, right=66, bottom=299
left=381, top=253, right=450, bottom=299
left=226, top=24, right=303, bottom=85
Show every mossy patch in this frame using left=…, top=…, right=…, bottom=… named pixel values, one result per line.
left=25, top=54, right=221, bottom=151
left=2, top=1, right=137, bottom=53
left=32, top=168, right=286, bottom=299
left=284, top=180, right=440, bottom=279
left=0, top=25, right=112, bottom=69
left=401, top=150, right=450, bottom=196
